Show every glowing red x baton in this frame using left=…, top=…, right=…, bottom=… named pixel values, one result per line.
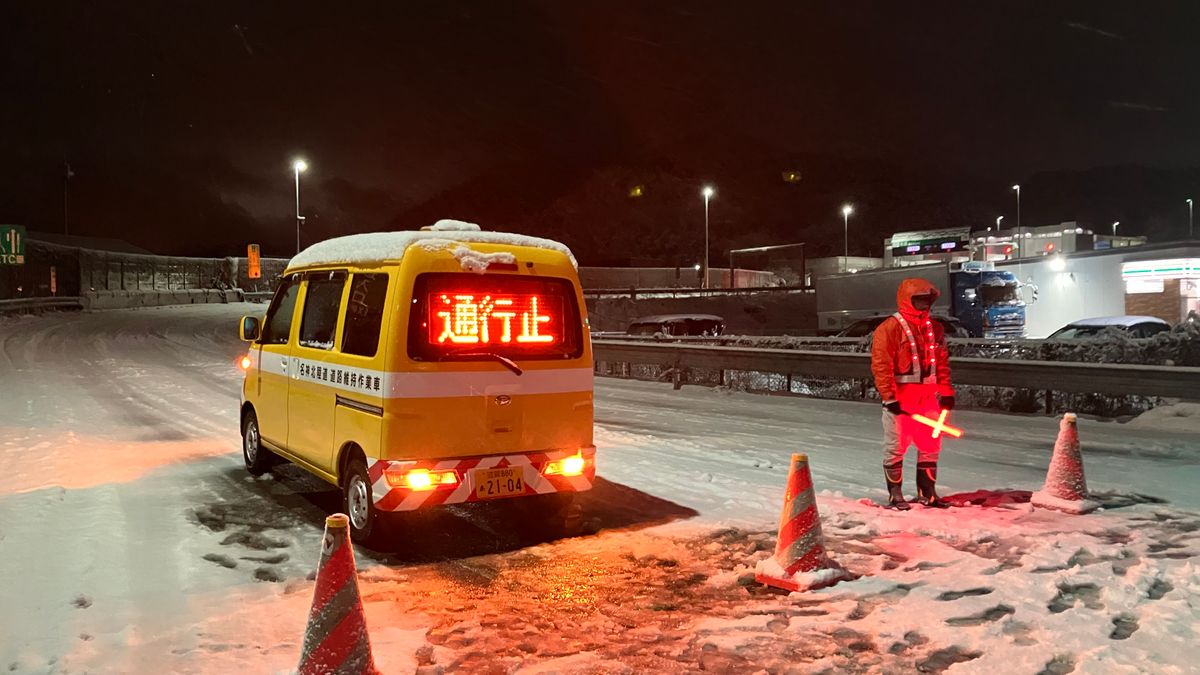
left=910, top=409, right=964, bottom=439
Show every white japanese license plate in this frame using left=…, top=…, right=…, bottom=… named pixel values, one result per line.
left=473, top=466, right=525, bottom=500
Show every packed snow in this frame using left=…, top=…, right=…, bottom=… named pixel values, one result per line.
left=0, top=305, right=1197, bottom=673
left=447, top=244, right=517, bottom=274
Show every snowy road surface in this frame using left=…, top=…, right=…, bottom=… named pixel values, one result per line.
left=1, top=305, right=1197, bottom=673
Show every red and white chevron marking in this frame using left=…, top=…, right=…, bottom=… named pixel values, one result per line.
left=366, top=446, right=596, bottom=512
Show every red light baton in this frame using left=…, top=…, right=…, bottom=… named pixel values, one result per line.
left=910, top=409, right=964, bottom=439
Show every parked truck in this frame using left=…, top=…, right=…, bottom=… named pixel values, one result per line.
left=816, top=261, right=1031, bottom=338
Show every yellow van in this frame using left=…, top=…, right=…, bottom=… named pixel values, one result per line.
left=238, top=221, right=595, bottom=545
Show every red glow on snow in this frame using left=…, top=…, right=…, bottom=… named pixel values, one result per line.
left=433, top=293, right=557, bottom=346
left=911, top=409, right=963, bottom=438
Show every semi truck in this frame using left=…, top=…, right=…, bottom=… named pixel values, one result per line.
left=816, top=261, right=1031, bottom=338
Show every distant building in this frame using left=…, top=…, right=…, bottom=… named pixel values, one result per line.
left=882, top=223, right=1147, bottom=268
left=884, top=227, right=972, bottom=267
left=972, top=222, right=1145, bottom=262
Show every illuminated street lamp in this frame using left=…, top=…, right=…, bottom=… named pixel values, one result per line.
left=842, top=204, right=854, bottom=264
left=993, top=215, right=1004, bottom=232
left=1011, top=184, right=1021, bottom=231
left=702, top=186, right=715, bottom=288
left=293, top=159, right=308, bottom=255
left=1188, top=198, right=1193, bottom=239
left=1112, top=220, right=1120, bottom=237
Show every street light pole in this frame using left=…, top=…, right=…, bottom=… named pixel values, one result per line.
left=841, top=204, right=854, bottom=269
left=1112, top=221, right=1120, bottom=237
left=702, top=186, right=715, bottom=289
left=1188, top=198, right=1194, bottom=239
left=293, top=159, right=308, bottom=255
left=994, top=215, right=1004, bottom=232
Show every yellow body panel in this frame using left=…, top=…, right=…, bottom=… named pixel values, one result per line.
left=240, top=239, right=592, bottom=487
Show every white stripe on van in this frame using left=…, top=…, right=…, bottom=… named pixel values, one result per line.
left=254, top=349, right=592, bottom=399
left=385, top=367, right=593, bottom=399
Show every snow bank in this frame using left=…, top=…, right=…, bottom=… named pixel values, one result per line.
left=289, top=223, right=577, bottom=269
left=1126, top=402, right=1200, bottom=433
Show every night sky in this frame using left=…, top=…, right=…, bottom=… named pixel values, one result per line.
left=3, top=2, right=1199, bottom=261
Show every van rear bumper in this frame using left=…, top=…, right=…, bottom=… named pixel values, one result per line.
left=366, top=446, right=596, bottom=512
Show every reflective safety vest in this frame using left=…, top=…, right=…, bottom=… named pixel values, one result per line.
left=892, top=312, right=938, bottom=386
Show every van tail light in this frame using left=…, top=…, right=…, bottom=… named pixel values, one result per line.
left=542, top=452, right=589, bottom=477
left=384, top=467, right=460, bottom=491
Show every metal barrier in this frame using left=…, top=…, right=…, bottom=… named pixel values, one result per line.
left=592, top=340, right=1200, bottom=399
left=0, top=296, right=84, bottom=313
left=584, top=286, right=813, bottom=300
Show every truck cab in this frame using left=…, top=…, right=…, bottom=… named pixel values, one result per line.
left=950, top=263, right=1027, bottom=338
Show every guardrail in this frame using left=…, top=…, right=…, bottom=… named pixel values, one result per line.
left=591, top=340, right=1200, bottom=401
left=591, top=333, right=1047, bottom=350
left=0, top=296, right=84, bottom=313
left=584, top=286, right=813, bottom=300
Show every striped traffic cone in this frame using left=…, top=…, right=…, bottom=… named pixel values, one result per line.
left=1031, top=413, right=1100, bottom=515
left=298, top=514, right=378, bottom=675
left=755, top=454, right=852, bottom=592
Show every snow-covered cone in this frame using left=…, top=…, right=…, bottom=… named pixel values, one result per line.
left=298, top=514, right=378, bottom=675
left=755, top=453, right=852, bottom=592
left=1031, top=413, right=1100, bottom=515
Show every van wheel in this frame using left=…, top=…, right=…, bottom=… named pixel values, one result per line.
left=241, top=411, right=274, bottom=476
left=344, top=459, right=388, bottom=547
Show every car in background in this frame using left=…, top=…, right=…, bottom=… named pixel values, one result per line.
left=625, top=313, right=725, bottom=336
left=835, top=315, right=971, bottom=339
left=1046, top=316, right=1172, bottom=340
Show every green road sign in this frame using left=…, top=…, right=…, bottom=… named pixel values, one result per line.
left=0, top=225, right=26, bottom=265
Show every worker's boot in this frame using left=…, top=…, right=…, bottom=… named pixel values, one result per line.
left=884, top=462, right=910, bottom=510
left=916, top=461, right=949, bottom=508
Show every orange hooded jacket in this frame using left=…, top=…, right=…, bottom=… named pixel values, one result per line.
left=870, top=278, right=954, bottom=402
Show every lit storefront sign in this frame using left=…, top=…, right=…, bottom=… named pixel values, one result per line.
left=1121, top=259, right=1200, bottom=281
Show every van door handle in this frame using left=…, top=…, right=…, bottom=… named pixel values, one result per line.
left=280, top=357, right=288, bottom=372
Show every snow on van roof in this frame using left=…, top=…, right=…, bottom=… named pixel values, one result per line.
left=288, top=220, right=577, bottom=269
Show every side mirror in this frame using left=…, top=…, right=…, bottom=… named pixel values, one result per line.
left=240, top=315, right=262, bottom=342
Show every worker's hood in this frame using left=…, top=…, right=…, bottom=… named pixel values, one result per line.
left=897, top=278, right=940, bottom=320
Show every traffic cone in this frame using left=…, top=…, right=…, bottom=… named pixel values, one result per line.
left=298, top=514, right=378, bottom=675
left=1031, top=413, right=1100, bottom=515
left=755, top=454, right=852, bottom=592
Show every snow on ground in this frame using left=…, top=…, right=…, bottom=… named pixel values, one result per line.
left=0, top=305, right=1197, bottom=674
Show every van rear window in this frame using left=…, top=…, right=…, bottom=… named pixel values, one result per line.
left=408, top=273, right=583, bottom=361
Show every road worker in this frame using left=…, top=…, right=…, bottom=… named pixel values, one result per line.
left=870, top=278, right=955, bottom=509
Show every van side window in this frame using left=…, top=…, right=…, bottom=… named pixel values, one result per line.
left=298, top=271, right=347, bottom=350
left=341, top=273, right=388, bottom=357
left=260, top=275, right=301, bottom=345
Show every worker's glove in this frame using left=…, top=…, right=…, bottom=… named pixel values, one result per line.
left=883, top=401, right=905, bottom=416
left=941, top=395, right=956, bottom=411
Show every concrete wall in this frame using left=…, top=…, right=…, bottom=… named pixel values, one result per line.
left=586, top=291, right=817, bottom=335
left=578, top=266, right=779, bottom=289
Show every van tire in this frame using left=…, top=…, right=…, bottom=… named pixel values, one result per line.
left=241, top=410, right=274, bottom=476
left=344, top=458, right=387, bottom=547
